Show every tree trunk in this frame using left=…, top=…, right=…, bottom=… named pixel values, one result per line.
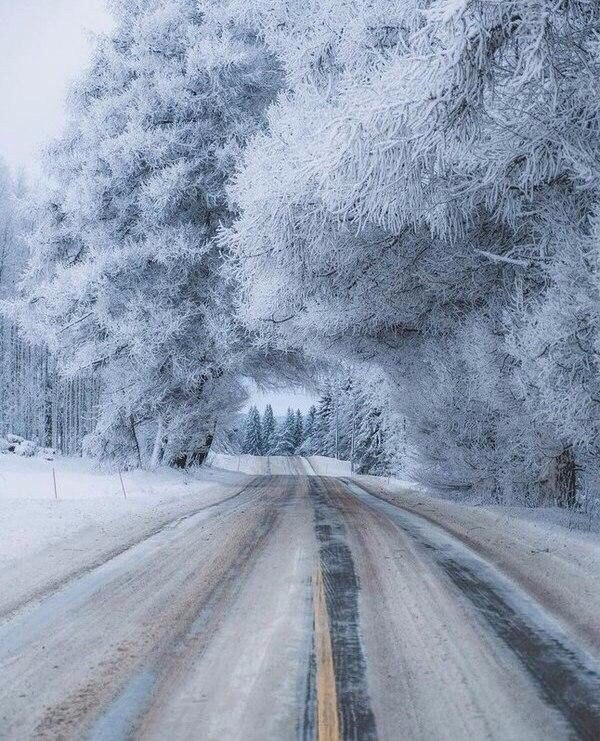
left=554, top=446, right=577, bottom=508
left=130, top=415, right=142, bottom=468
left=150, top=417, right=166, bottom=469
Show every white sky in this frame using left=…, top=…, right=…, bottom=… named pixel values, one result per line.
left=0, top=0, right=316, bottom=412
left=0, top=0, right=113, bottom=171
left=243, top=385, right=316, bottom=416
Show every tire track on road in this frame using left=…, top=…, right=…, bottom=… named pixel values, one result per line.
left=87, top=477, right=286, bottom=741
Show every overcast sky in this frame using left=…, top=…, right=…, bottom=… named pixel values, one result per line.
left=243, top=384, right=316, bottom=416
left=0, top=0, right=112, bottom=171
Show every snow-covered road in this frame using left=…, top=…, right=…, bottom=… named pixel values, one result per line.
left=0, top=470, right=599, bottom=740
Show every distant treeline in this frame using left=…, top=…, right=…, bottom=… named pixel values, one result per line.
left=240, top=377, right=405, bottom=475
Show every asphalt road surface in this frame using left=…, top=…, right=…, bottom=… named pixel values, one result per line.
left=0, top=474, right=599, bottom=740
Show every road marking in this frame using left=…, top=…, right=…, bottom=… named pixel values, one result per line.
left=313, top=565, right=340, bottom=741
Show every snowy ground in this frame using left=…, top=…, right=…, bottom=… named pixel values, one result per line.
left=356, top=475, right=600, bottom=657
left=0, top=453, right=249, bottom=563
left=0, top=453, right=248, bottom=618
left=206, top=451, right=351, bottom=476
left=0, top=465, right=598, bottom=739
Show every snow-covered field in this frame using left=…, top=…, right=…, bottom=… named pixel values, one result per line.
left=0, top=453, right=247, bottom=563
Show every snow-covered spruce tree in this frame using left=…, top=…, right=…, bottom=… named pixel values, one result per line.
left=242, top=405, right=262, bottom=455
left=226, top=0, right=600, bottom=503
left=292, top=409, right=304, bottom=451
left=302, top=369, right=401, bottom=474
left=273, top=407, right=297, bottom=455
left=354, top=404, right=386, bottom=476
left=298, top=404, right=316, bottom=455
left=17, top=0, right=280, bottom=466
left=261, top=403, right=276, bottom=454
left=311, top=384, right=336, bottom=459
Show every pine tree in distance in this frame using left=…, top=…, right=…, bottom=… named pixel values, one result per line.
left=242, top=406, right=262, bottom=455
left=261, top=404, right=276, bottom=455
left=273, top=407, right=297, bottom=455
left=293, top=409, right=304, bottom=452
left=298, top=405, right=317, bottom=455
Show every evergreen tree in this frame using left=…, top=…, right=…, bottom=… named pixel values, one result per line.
left=273, top=407, right=297, bottom=455
left=336, top=377, right=355, bottom=461
left=242, top=406, right=262, bottom=455
left=354, top=401, right=388, bottom=475
left=293, top=409, right=304, bottom=451
left=298, top=405, right=317, bottom=455
left=313, top=385, right=336, bottom=457
left=261, top=404, right=276, bottom=454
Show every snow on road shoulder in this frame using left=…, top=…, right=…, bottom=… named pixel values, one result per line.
left=0, top=453, right=250, bottom=616
left=356, top=474, right=600, bottom=656
left=206, top=452, right=304, bottom=474
left=305, top=455, right=351, bottom=476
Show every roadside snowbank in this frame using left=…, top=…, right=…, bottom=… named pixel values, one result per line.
left=206, top=452, right=307, bottom=474
left=305, top=455, right=352, bottom=476
left=356, top=475, right=600, bottom=656
left=0, top=454, right=250, bottom=617
left=205, top=452, right=351, bottom=476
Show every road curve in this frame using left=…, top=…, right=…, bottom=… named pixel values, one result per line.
left=0, top=474, right=598, bottom=740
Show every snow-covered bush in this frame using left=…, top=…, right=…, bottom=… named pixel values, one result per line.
left=14, top=439, right=38, bottom=457
left=37, top=447, right=57, bottom=461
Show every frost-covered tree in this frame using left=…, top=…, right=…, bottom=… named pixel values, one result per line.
left=303, top=369, right=401, bottom=474
left=261, top=403, right=276, bottom=454
left=225, top=0, right=600, bottom=503
left=0, top=163, right=99, bottom=452
left=353, top=370, right=408, bottom=475
left=242, top=405, right=262, bottom=455
left=312, top=384, right=336, bottom=458
left=17, top=0, right=280, bottom=466
left=273, top=407, right=297, bottom=455
left=0, top=162, right=24, bottom=296
left=353, top=393, right=387, bottom=476
left=298, top=404, right=316, bottom=455
left=293, top=409, right=304, bottom=451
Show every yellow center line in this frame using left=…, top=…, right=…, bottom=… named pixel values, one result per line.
left=314, top=565, right=341, bottom=741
